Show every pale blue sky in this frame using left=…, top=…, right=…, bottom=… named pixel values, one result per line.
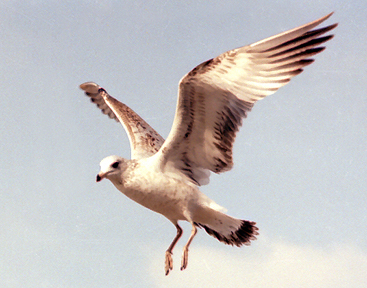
left=1, top=1, right=366, bottom=287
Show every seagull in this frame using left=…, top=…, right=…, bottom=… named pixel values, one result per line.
left=80, top=13, right=336, bottom=275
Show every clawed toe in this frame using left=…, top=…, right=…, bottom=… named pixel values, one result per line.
left=180, top=248, right=189, bottom=271
left=165, top=251, right=173, bottom=276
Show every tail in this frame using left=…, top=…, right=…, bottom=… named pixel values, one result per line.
left=194, top=209, right=258, bottom=247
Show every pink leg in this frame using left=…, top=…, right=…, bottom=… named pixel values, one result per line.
left=180, top=223, right=197, bottom=271
left=165, top=224, right=183, bottom=276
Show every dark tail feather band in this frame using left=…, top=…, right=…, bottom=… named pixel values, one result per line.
left=195, top=220, right=259, bottom=247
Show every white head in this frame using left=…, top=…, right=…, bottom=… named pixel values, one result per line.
left=96, top=155, right=126, bottom=182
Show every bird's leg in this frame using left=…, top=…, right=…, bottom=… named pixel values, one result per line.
left=180, top=223, right=197, bottom=271
left=165, top=223, right=183, bottom=276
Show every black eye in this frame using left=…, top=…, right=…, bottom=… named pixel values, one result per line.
left=111, top=161, right=119, bottom=169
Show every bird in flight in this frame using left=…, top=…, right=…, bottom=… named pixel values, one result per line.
left=80, top=13, right=336, bottom=275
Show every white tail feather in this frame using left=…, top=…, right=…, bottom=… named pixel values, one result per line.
left=193, top=207, right=258, bottom=246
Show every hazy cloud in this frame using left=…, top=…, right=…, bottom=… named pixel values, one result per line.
left=149, top=239, right=367, bottom=288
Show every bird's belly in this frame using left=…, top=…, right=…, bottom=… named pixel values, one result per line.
left=115, top=176, right=195, bottom=221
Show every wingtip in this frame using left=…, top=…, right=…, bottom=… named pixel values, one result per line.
left=319, top=12, right=338, bottom=28
left=79, top=82, right=100, bottom=93
left=329, top=23, right=338, bottom=30
left=324, top=11, right=334, bottom=19
left=303, top=12, right=335, bottom=30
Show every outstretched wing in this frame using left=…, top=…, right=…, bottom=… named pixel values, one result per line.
left=80, top=82, right=165, bottom=160
left=152, top=13, right=337, bottom=186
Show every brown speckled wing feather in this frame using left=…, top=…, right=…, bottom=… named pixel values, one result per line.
left=80, top=82, right=165, bottom=160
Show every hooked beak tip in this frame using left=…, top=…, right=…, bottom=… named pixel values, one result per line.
left=96, top=174, right=102, bottom=182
